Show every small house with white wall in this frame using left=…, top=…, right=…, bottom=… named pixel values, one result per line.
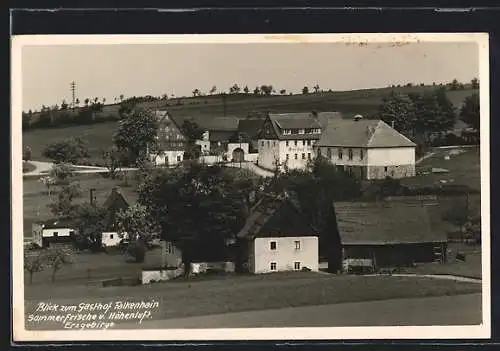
left=100, top=187, right=132, bottom=247
left=316, top=116, right=417, bottom=180
left=256, top=112, right=342, bottom=171
left=234, top=194, right=319, bottom=274
left=32, top=219, right=75, bottom=248
left=149, top=110, right=187, bottom=167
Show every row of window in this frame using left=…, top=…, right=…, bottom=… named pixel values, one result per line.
left=321, top=147, right=364, bottom=161
left=286, top=153, right=311, bottom=161
left=286, top=140, right=312, bottom=147
left=282, top=128, right=321, bottom=135
left=270, top=261, right=302, bottom=271
left=260, top=140, right=314, bottom=148
left=270, top=240, right=301, bottom=250
left=48, top=231, right=74, bottom=238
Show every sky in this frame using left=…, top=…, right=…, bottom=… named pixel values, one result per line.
left=21, top=41, right=479, bottom=112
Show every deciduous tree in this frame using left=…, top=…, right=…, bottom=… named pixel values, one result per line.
left=24, top=251, right=45, bottom=285
left=71, top=202, right=109, bottom=252
left=460, top=93, right=480, bottom=132
left=48, top=181, right=81, bottom=218
left=42, top=137, right=89, bottom=164
left=113, top=109, right=159, bottom=166
left=116, top=204, right=160, bottom=262
left=137, top=164, right=249, bottom=274
left=44, top=247, right=72, bottom=283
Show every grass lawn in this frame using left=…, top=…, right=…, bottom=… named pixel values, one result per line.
left=402, top=243, right=482, bottom=279
left=22, top=161, right=36, bottom=173
left=22, top=121, right=119, bottom=165
left=24, top=271, right=481, bottom=328
left=403, top=146, right=481, bottom=191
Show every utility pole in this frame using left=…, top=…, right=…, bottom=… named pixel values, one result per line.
left=70, top=81, right=76, bottom=108
left=222, top=93, right=227, bottom=117
left=89, top=188, right=96, bottom=205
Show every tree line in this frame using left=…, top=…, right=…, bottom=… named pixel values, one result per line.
left=376, top=86, right=479, bottom=154
left=23, top=78, right=478, bottom=132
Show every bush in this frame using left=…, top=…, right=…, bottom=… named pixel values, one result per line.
left=23, top=146, right=32, bottom=161
left=127, top=240, right=147, bottom=263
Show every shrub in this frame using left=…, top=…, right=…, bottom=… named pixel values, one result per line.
left=127, top=240, right=147, bottom=263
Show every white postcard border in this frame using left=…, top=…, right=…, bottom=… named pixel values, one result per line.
left=11, top=32, right=491, bottom=342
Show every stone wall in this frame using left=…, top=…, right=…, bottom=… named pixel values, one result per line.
left=367, top=164, right=416, bottom=180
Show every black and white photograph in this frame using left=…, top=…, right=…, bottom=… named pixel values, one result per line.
left=11, top=33, right=490, bottom=341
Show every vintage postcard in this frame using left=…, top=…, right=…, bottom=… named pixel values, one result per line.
left=12, top=33, right=490, bottom=342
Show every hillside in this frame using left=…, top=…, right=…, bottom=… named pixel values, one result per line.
left=22, top=85, right=477, bottom=164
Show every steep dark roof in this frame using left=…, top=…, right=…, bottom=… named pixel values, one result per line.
left=237, top=195, right=317, bottom=240
left=103, top=187, right=131, bottom=213
left=154, top=110, right=188, bottom=151
left=318, top=119, right=416, bottom=148
left=263, top=112, right=343, bottom=141
left=209, top=130, right=237, bottom=143
left=333, top=201, right=446, bottom=245
left=237, top=119, right=266, bottom=139
left=36, top=219, right=75, bottom=229
left=178, top=116, right=241, bottom=131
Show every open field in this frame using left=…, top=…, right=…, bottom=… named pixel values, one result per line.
left=22, top=162, right=36, bottom=173
left=113, top=293, right=482, bottom=328
left=402, top=243, right=482, bottom=279
left=403, top=146, right=481, bottom=191
left=22, top=87, right=477, bottom=164
left=24, top=271, right=481, bottom=328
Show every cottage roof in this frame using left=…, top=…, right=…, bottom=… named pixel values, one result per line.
left=264, top=112, right=343, bottom=140
left=209, top=130, right=238, bottom=143
left=154, top=110, right=188, bottom=150
left=237, top=119, right=266, bottom=139
left=36, top=218, right=75, bottom=229
left=176, top=116, right=241, bottom=132
left=237, top=194, right=317, bottom=240
left=333, top=201, right=446, bottom=245
left=103, top=187, right=131, bottom=212
left=317, top=119, right=416, bottom=148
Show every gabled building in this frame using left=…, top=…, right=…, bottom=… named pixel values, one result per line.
left=329, top=200, right=447, bottom=273
left=31, top=219, right=76, bottom=248
left=150, top=110, right=187, bottom=167
left=234, top=194, right=319, bottom=274
left=316, top=117, right=417, bottom=180
left=101, top=187, right=133, bottom=247
left=257, top=111, right=342, bottom=171
left=236, top=118, right=266, bottom=153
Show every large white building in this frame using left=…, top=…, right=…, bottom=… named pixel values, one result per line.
left=257, top=112, right=342, bottom=171
left=316, top=118, right=416, bottom=180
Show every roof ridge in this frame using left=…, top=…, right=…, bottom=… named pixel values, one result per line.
left=365, top=120, right=381, bottom=147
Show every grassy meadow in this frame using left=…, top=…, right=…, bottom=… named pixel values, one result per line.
left=24, top=270, right=481, bottom=328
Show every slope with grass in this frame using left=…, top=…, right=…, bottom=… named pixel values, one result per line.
left=24, top=271, right=481, bottom=329
left=22, top=87, right=477, bottom=165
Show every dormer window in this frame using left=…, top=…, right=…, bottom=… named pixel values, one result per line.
left=283, top=129, right=291, bottom=135
left=291, top=129, right=298, bottom=135
left=298, top=129, right=305, bottom=134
